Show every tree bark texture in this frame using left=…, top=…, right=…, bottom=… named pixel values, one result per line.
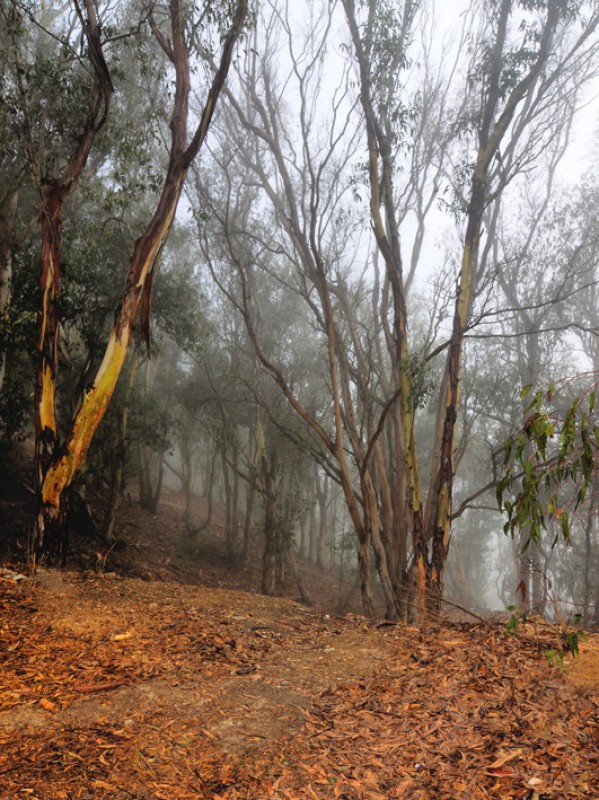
left=32, top=0, right=114, bottom=559
left=35, top=0, right=248, bottom=558
left=0, top=185, right=19, bottom=397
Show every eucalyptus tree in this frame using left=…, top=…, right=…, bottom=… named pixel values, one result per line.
left=2, top=1, right=114, bottom=560
left=1, top=0, right=248, bottom=561
left=495, top=174, right=599, bottom=624
left=187, top=0, right=599, bottom=618
left=194, top=0, right=394, bottom=615
left=567, top=178, right=599, bottom=624
left=190, top=169, right=335, bottom=587
left=342, top=0, right=599, bottom=616
left=191, top=0, right=461, bottom=617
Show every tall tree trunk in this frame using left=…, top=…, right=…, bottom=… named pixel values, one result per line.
left=316, top=472, right=328, bottom=568
left=0, top=185, right=19, bottom=397
left=423, top=0, right=562, bottom=614
left=424, top=176, right=484, bottom=610
left=362, top=467, right=401, bottom=619
left=34, top=186, right=68, bottom=560
left=261, top=456, right=277, bottom=596
left=241, top=468, right=256, bottom=565
left=31, top=1, right=113, bottom=561
left=342, top=0, right=428, bottom=620
left=35, top=0, right=247, bottom=557
left=343, top=0, right=565, bottom=621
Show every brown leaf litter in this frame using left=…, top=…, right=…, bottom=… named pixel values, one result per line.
left=0, top=570, right=597, bottom=799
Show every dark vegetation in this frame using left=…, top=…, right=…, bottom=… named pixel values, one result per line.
left=0, top=442, right=373, bottom=615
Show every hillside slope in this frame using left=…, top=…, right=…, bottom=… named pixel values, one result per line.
left=0, top=568, right=597, bottom=799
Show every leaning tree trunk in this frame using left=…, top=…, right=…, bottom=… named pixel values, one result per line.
left=35, top=0, right=248, bottom=558
left=424, top=176, right=484, bottom=611
left=423, top=0, right=562, bottom=615
left=33, top=185, right=67, bottom=560
left=31, top=1, right=113, bottom=561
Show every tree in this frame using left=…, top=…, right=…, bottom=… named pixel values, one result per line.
left=342, top=0, right=599, bottom=616
left=1, top=0, right=116, bottom=556
left=497, top=173, right=599, bottom=625
left=193, top=0, right=405, bottom=616
left=182, top=0, right=599, bottom=619
left=9, top=0, right=249, bottom=561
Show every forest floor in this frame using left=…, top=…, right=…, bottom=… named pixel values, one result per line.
left=0, top=454, right=598, bottom=799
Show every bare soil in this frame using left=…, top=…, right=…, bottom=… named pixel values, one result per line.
left=0, top=454, right=598, bottom=799
left=1, top=567, right=597, bottom=800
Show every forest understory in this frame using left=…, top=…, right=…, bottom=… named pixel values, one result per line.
left=1, top=464, right=598, bottom=800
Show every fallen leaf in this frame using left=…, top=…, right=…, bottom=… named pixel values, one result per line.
left=488, top=749, right=523, bottom=769
left=484, top=767, right=516, bottom=777
left=92, top=780, right=117, bottom=790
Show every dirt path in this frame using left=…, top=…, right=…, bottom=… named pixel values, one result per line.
left=0, top=570, right=397, bottom=755
left=1, top=570, right=597, bottom=800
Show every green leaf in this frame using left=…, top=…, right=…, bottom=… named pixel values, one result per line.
left=561, top=511, right=570, bottom=543
left=546, top=649, right=565, bottom=672
left=520, top=384, right=532, bottom=398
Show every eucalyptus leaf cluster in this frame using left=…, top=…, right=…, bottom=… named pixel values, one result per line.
left=497, top=378, right=599, bottom=548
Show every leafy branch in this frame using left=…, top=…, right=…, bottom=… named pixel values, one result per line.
left=497, top=376, right=599, bottom=547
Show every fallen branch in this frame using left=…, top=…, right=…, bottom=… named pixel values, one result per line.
left=74, top=680, right=127, bottom=693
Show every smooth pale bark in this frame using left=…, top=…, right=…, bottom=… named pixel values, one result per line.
left=35, top=0, right=248, bottom=558
left=424, top=0, right=564, bottom=610
left=342, top=0, right=428, bottom=619
left=344, top=0, right=586, bottom=619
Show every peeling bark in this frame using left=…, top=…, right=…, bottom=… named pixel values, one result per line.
left=424, top=0, right=564, bottom=613
left=35, top=0, right=248, bottom=559
left=32, top=0, right=114, bottom=560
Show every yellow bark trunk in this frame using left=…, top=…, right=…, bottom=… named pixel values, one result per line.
left=42, top=330, right=129, bottom=506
